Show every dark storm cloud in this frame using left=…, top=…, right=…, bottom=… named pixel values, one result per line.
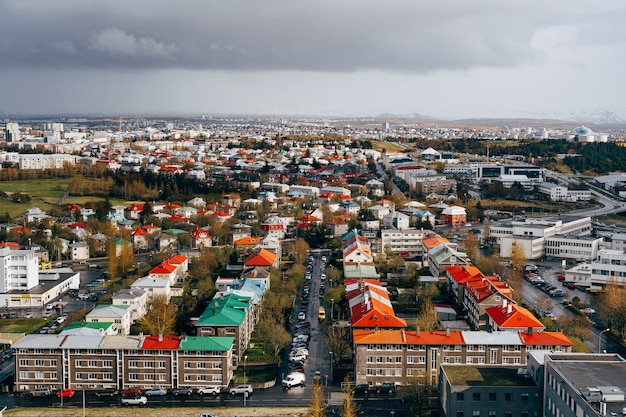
left=0, top=0, right=557, bottom=73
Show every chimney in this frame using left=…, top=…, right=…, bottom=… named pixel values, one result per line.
left=445, top=328, right=450, bottom=336
left=527, top=326, right=533, bottom=335
left=416, top=326, right=420, bottom=336
left=507, top=304, right=513, bottom=314
left=502, top=299, right=507, bottom=308
left=158, top=334, right=163, bottom=342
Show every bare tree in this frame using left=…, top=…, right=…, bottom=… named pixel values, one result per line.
left=325, top=325, right=352, bottom=367
left=415, top=298, right=439, bottom=331
left=293, top=238, right=311, bottom=265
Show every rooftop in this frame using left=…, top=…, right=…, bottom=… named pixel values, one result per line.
left=442, top=365, right=538, bottom=387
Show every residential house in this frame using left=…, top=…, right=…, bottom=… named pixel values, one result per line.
left=111, top=288, right=148, bottom=322
left=85, top=305, right=133, bottom=335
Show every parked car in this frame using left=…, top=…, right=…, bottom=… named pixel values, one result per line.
left=289, top=351, right=308, bottom=362
left=122, top=387, right=142, bottom=396
left=229, top=384, right=253, bottom=395
left=95, top=388, right=119, bottom=397
left=353, top=384, right=372, bottom=395
left=172, top=386, right=193, bottom=396
left=121, top=395, right=147, bottom=406
left=581, top=307, right=596, bottom=315
left=145, top=387, right=167, bottom=396
left=376, top=382, right=397, bottom=394
left=298, top=312, right=306, bottom=321
left=30, top=387, right=51, bottom=397
left=57, top=388, right=75, bottom=398
left=197, top=385, right=221, bottom=395
left=24, top=312, right=33, bottom=319
left=550, top=289, right=564, bottom=297
left=557, top=274, right=566, bottom=281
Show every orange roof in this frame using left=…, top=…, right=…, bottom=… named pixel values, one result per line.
left=234, top=237, right=261, bottom=245
left=447, top=265, right=483, bottom=284
left=353, top=329, right=465, bottom=346
left=165, top=255, right=187, bottom=265
left=423, top=235, right=449, bottom=249
left=485, top=303, right=545, bottom=330
left=244, top=248, right=276, bottom=267
left=141, top=335, right=181, bottom=350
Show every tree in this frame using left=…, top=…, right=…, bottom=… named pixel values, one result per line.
left=325, top=324, right=352, bottom=367
left=293, top=238, right=311, bottom=265
left=138, top=294, right=177, bottom=336
left=254, top=317, right=291, bottom=363
left=415, top=298, right=439, bottom=331
left=341, top=376, right=359, bottom=417
left=598, top=279, right=626, bottom=339
left=308, top=381, right=326, bottom=417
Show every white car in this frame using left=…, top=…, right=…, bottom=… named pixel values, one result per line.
left=229, top=384, right=253, bottom=395
left=197, top=385, right=221, bottom=395
left=289, top=351, right=308, bottom=362
left=121, top=395, right=147, bottom=406
left=298, top=312, right=306, bottom=321
left=581, top=307, right=596, bottom=315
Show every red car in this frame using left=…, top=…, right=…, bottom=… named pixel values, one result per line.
left=57, top=388, right=75, bottom=398
left=122, top=387, right=142, bottom=396
left=557, top=275, right=566, bottom=281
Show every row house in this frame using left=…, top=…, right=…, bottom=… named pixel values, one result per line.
left=346, top=279, right=407, bottom=330
left=194, top=293, right=253, bottom=365
left=353, top=328, right=572, bottom=387
left=343, top=230, right=373, bottom=264
left=486, top=301, right=545, bottom=332
left=234, top=237, right=261, bottom=263
left=446, top=265, right=484, bottom=307
left=462, top=274, right=514, bottom=330
left=14, top=334, right=234, bottom=392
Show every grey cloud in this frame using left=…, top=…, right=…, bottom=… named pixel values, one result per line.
left=0, top=0, right=623, bottom=73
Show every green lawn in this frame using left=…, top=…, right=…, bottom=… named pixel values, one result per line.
left=0, top=318, right=51, bottom=334
left=0, top=178, right=130, bottom=219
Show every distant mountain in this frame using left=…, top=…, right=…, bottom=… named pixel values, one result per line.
left=522, top=109, right=625, bottom=126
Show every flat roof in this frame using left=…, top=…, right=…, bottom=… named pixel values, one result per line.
left=442, top=365, right=537, bottom=387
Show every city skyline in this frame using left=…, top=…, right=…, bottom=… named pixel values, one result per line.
left=0, top=1, right=625, bottom=121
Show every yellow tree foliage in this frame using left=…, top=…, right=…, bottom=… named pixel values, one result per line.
left=341, top=376, right=359, bottom=417
left=138, top=294, right=177, bottom=336
left=307, top=381, right=326, bottom=417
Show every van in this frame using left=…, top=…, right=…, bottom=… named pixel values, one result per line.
left=282, top=371, right=306, bottom=388
left=318, top=307, right=326, bottom=320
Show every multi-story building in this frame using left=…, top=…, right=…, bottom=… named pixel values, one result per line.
left=530, top=352, right=626, bottom=417
left=352, top=328, right=572, bottom=387
left=14, top=333, right=234, bottom=392
left=565, top=249, right=626, bottom=289
left=194, top=293, right=253, bottom=364
left=440, top=365, right=542, bottom=417
left=380, top=229, right=425, bottom=259
left=543, top=235, right=603, bottom=261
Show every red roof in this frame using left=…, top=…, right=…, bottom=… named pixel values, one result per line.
left=485, top=303, right=545, bottom=330
left=141, top=335, right=181, bottom=350
left=244, top=248, right=276, bottom=267
left=150, top=263, right=177, bottom=274
left=353, top=329, right=465, bottom=346
left=518, top=331, right=573, bottom=346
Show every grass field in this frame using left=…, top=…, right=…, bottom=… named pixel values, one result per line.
left=0, top=318, right=50, bottom=334
left=0, top=178, right=128, bottom=220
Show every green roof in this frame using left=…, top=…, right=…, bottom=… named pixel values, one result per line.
left=95, top=304, right=130, bottom=311
left=196, top=293, right=251, bottom=327
left=163, top=228, right=188, bottom=235
left=179, top=336, right=234, bottom=351
left=66, top=321, right=114, bottom=331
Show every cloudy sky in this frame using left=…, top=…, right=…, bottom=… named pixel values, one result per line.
left=1, top=0, right=625, bottom=120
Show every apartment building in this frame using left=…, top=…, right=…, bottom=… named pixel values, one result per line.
left=544, top=235, right=602, bottom=261
left=565, top=249, right=626, bottom=289
left=14, top=333, right=234, bottom=392
left=353, top=328, right=572, bottom=387
left=380, top=228, right=425, bottom=259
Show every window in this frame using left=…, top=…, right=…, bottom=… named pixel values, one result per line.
left=521, top=393, right=529, bottom=402
left=457, top=393, right=465, bottom=401
left=212, top=362, right=222, bottom=369
left=505, top=393, right=512, bottom=402
left=88, top=360, right=97, bottom=367
left=129, top=373, right=138, bottom=380
left=457, top=412, right=464, bottom=417
left=473, top=411, right=480, bottom=417
left=198, top=375, right=207, bottom=381
left=184, top=374, right=191, bottom=381
left=504, top=412, right=512, bottom=417
left=488, top=411, right=496, bottom=417
left=473, top=393, right=481, bottom=401
left=197, top=362, right=206, bottom=369
left=489, top=393, right=497, bottom=401
left=35, top=359, right=44, bottom=366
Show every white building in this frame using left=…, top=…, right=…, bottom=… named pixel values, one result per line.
left=538, top=182, right=568, bottom=201
left=544, top=235, right=603, bottom=261
left=85, top=305, right=133, bottom=335
left=69, top=242, right=90, bottom=263
left=0, top=247, right=39, bottom=292
left=382, top=211, right=410, bottom=230
left=111, top=289, right=148, bottom=322
left=380, top=229, right=424, bottom=258
left=565, top=249, right=626, bottom=289
left=19, top=154, right=81, bottom=170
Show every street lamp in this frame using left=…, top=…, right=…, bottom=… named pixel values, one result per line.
left=329, top=351, right=333, bottom=383
left=599, top=329, right=610, bottom=353
left=244, top=355, right=248, bottom=407
left=330, top=299, right=334, bottom=322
